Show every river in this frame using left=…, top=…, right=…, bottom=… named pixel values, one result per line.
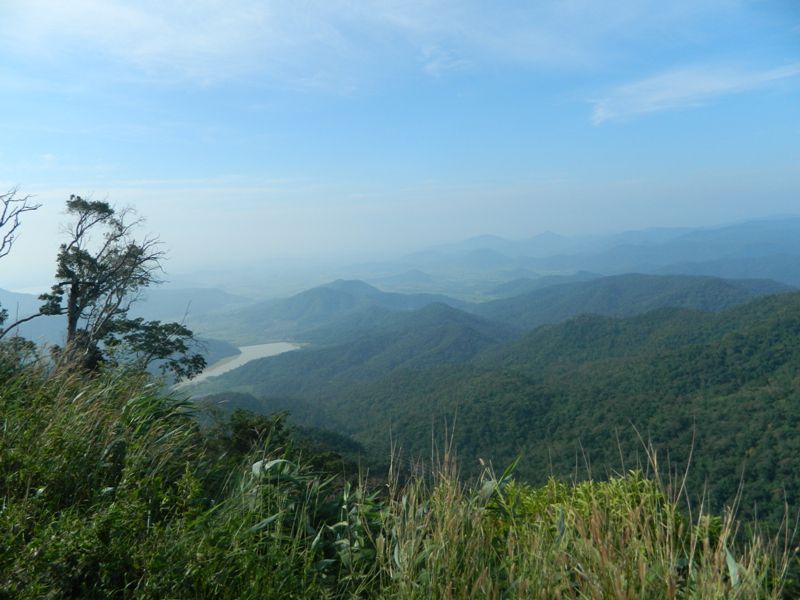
left=175, top=342, right=300, bottom=388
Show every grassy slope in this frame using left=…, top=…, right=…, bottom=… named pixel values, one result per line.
left=0, top=354, right=791, bottom=598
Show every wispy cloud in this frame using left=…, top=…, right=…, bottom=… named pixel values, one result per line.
left=0, top=0, right=741, bottom=88
left=591, top=63, right=800, bottom=124
left=1, top=0, right=278, bottom=83
left=419, top=45, right=469, bottom=77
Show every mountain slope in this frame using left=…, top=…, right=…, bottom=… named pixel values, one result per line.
left=190, top=273, right=791, bottom=407
left=320, top=292, right=800, bottom=525
left=511, top=217, right=800, bottom=281
left=471, top=273, right=791, bottom=330
left=191, top=289, right=800, bottom=527
left=656, top=254, right=800, bottom=286
left=303, top=301, right=519, bottom=347
left=200, top=279, right=469, bottom=344
left=488, top=271, right=599, bottom=298
left=190, top=302, right=511, bottom=398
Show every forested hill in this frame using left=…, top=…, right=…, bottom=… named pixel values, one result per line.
left=191, top=290, right=800, bottom=527
left=487, top=271, right=599, bottom=298
left=195, top=273, right=788, bottom=347
left=190, top=273, right=791, bottom=391
left=345, top=291, right=800, bottom=526
left=470, top=273, right=791, bottom=329
left=302, top=301, right=519, bottom=347
left=200, top=279, right=468, bottom=345
left=196, top=302, right=511, bottom=398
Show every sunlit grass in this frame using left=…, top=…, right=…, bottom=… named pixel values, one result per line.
left=0, top=350, right=794, bottom=598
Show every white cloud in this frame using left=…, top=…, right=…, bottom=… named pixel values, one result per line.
left=592, top=62, right=800, bottom=124
left=0, top=0, right=742, bottom=87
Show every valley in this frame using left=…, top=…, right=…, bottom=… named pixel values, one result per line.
left=162, top=219, right=800, bottom=531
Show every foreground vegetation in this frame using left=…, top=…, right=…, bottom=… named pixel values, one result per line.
left=1, top=352, right=795, bottom=598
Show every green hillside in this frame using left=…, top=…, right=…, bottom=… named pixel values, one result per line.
left=191, top=289, right=800, bottom=528
left=192, top=302, right=511, bottom=398
left=2, top=357, right=788, bottom=597
left=192, top=274, right=791, bottom=403
left=346, top=291, right=800, bottom=526
left=303, top=301, right=519, bottom=346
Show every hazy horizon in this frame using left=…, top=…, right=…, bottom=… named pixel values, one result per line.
left=1, top=1, right=799, bottom=291
left=4, top=211, right=800, bottom=296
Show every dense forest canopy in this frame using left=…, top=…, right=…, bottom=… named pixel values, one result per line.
left=189, top=284, right=800, bottom=530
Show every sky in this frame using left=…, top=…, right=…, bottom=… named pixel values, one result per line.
left=0, top=0, right=799, bottom=290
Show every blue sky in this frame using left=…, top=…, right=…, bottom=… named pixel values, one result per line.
left=0, top=0, right=799, bottom=289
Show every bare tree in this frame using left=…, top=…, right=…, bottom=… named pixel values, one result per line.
left=0, top=188, right=41, bottom=334
left=0, top=187, right=41, bottom=259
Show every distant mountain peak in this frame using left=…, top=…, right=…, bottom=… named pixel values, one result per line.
left=527, top=231, right=566, bottom=242
left=464, top=234, right=511, bottom=244
left=322, top=279, right=382, bottom=295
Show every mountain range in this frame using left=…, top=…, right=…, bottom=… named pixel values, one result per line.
left=188, top=284, right=800, bottom=527
left=8, top=216, right=800, bottom=530
left=191, top=273, right=791, bottom=346
left=197, top=279, right=471, bottom=345
left=338, top=217, right=800, bottom=298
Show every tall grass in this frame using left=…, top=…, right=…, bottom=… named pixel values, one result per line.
left=373, top=453, right=793, bottom=598
left=0, top=351, right=794, bottom=598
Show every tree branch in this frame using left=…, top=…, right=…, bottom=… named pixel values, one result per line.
left=0, top=311, right=47, bottom=340
left=0, top=188, right=41, bottom=259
